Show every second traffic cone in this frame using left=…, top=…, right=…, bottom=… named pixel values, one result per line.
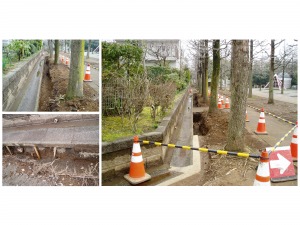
left=124, top=136, right=151, bottom=185
left=61, top=56, right=64, bottom=63
left=254, top=108, right=268, bottom=135
left=245, top=110, right=250, bottom=122
left=290, top=122, right=298, bottom=159
left=224, top=97, right=230, bottom=109
left=83, top=64, right=92, bottom=82
left=253, top=151, right=270, bottom=186
left=217, top=98, right=223, bottom=109
left=65, top=58, right=69, bottom=66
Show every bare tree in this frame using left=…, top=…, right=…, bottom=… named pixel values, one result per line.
left=268, top=40, right=275, bottom=104
left=208, top=40, right=220, bottom=113
left=66, top=40, right=85, bottom=99
left=225, top=40, right=249, bottom=152
left=87, top=40, right=91, bottom=59
left=48, top=40, right=53, bottom=59
left=54, top=40, right=59, bottom=65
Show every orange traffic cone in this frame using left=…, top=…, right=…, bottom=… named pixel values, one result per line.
left=224, top=97, right=230, bottom=109
left=61, top=56, right=64, bottom=63
left=245, top=110, right=250, bottom=122
left=253, top=151, right=270, bottom=186
left=217, top=98, right=223, bottom=109
left=65, top=58, right=69, bottom=66
left=124, top=136, right=151, bottom=185
left=83, top=64, right=92, bottom=82
left=290, top=122, right=298, bottom=159
left=221, top=96, right=224, bottom=105
left=254, top=108, right=268, bottom=135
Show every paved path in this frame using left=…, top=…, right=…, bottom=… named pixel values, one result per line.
left=251, top=88, right=297, bottom=104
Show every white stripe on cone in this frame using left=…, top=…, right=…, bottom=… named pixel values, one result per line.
left=132, top=143, right=141, bottom=153
left=131, top=155, right=143, bottom=163
left=258, top=119, right=266, bottom=123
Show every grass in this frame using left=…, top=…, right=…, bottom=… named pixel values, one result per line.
left=102, top=90, right=185, bottom=142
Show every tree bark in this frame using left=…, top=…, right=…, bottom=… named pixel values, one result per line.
left=268, top=40, right=275, bottom=104
left=225, top=40, right=249, bottom=152
left=197, top=57, right=202, bottom=94
left=54, top=40, right=59, bottom=65
left=48, top=40, right=53, bottom=59
left=87, top=40, right=91, bottom=59
left=65, top=40, right=67, bottom=53
left=248, top=40, right=253, bottom=97
left=209, top=40, right=220, bottom=113
left=66, top=40, right=85, bottom=99
left=202, top=40, right=208, bottom=103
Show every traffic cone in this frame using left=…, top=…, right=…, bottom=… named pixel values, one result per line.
left=65, top=58, right=69, bottom=66
left=217, top=98, right=223, bottom=109
left=224, top=97, right=230, bottom=109
left=245, top=110, right=250, bottom=122
left=254, top=108, right=268, bottom=135
left=83, top=64, right=92, bottom=82
left=221, top=96, right=224, bottom=105
left=124, top=136, right=151, bottom=185
left=61, top=56, right=64, bottom=63
left=290, top=122, right=298, bottom=159
left=253, top=151, right=270, bottom=186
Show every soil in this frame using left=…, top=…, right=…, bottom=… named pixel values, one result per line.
left=39, top=58, right=99, bottom=112
left=2, top=147, right=99, bottom=186
left=173, top=92, right=297, bottom=186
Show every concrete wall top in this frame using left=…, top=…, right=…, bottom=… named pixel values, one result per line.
left=3, top=114, right=99, bottom=128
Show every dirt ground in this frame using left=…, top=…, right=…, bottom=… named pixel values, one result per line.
left=2, top=147, right=99, bottom=186
left=39, top=58, right=99, bottom=112
left=173, top=92, right=297, bottom=186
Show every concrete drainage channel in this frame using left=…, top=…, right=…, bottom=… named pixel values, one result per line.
left=3, top=52, right=45, bottom=112
left=2, top=115, right=99, bottom=186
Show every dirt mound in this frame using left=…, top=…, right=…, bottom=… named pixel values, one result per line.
left=39, top=60, right=99, bottom=112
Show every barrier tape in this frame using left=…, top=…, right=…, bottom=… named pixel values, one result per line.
left=139, top=140, right=261, bottom=159
left=267, top=124, right=297, bottom=154
left=247, top=105, right=296, bottom=125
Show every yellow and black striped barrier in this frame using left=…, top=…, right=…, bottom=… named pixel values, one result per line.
left=139, top=140, right=261, bottom=159
left=247, top=105, right=296, bottom=125
left=267, top=124, right=297, bottom=154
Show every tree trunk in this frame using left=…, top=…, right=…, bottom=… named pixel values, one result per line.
left=209, top=40, right=220, bottom=113
left=281, top=42, right=286, bottom=94
left=87, top=40, right=91, bottom=59
left=248, top=39, right=253, bottom=97
left=48, top=40, right=53, bottom=59
left=54, top=40, right=59, bottom=65
left=225, top=40, right=249, bottom=152
left=197, top=58, right=202, bottom=94
left=66, top=40, right=85, bottom=99
left=65, top=40, right=67, bottom=53
left=202, top=40, right=208, bottom=103
left=268, top=40, right=275, bottom=104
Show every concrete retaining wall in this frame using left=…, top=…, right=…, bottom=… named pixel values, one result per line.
left=3, top=114, right=99, bottom=128
left=102, top=88, right=189, bottom=181
left=2, top=51, right=43, bottom=111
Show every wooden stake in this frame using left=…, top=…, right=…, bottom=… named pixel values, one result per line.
left=33, top=146, right=41, bottom=160
left=53, top=147, right=57, bottom=158
left=5, top=146, right=13, bottom=155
